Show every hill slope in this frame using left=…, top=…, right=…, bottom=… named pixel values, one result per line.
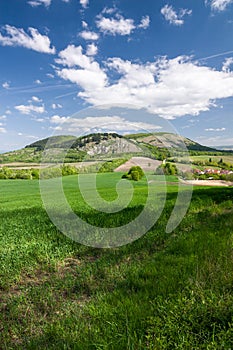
left=0, top=132, right=226, bottom=164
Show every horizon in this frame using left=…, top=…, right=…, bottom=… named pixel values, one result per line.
left=1, top=130, right=231, bottom=154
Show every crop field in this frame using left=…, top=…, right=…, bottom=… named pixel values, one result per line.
left=190, top=155, right=233, bottom=164
left=0, top=173, right=233, bottom=349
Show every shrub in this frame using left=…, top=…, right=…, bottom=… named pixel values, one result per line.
left=121, top=165, right=144, bottom=181
left=131, top=170, right=140, bottom=181
left=128, top=166, right=144, bottom=178
left=155, top=163, right=178, bottom=176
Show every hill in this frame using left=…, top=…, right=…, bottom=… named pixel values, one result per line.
left=125, top=132, right=218, bottom=152
left=0, top=132, right=229, bottom=164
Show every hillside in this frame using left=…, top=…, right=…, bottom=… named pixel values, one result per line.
left=125, top=132, right=218, bottom=152
left=0, top=132, right=228, bottom=164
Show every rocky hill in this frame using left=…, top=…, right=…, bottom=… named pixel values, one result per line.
left=0, top=132, right=224, bottom=164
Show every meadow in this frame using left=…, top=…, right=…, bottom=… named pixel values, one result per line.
left=190, top=154, right=233, bottom=165
left=0, top=173, right=233, bottom=349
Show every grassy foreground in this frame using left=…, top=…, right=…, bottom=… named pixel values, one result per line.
left=0, top=173, right=233, bottom=349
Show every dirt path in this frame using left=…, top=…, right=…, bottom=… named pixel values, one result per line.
left=181, top=179, right=233, bottom=187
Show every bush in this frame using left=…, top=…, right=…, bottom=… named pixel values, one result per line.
left=128, top=166, right=144, bottom=178
left=131, top=170, right=140, bottom=181
left=121, top=165, right=144, bottom=181
left=155, top=162, right=178, bottom=176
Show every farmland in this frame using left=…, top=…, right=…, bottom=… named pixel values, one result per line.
left=0, top=173, right=233, bottom=349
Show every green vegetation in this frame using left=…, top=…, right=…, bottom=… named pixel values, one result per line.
left=25, top=135, right=77, bottom=151
left=0, top=148, right=42, bottom=163
left=0, top=173, right=233, bottom=348
left=191, top=156, right=233, bottom=169
left=98, top=158, right=128, bottom=173
left=0, top=165, right=79, bottom=180
left=122, top=165, right=145, bottom=181
left=2, top=132, right=232, bottom=165
left=155, top=162, right=178, bottom=175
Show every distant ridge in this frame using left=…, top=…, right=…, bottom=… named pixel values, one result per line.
left=0, top=132, right=229, bottom=164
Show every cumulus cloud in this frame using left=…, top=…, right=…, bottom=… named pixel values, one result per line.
left=161, top=5, right=192, bottom=26
left=55, top=51, right=233, bottom=119
left=52, top=103, right=63, bottom=109
left=2, top=82, right=10, bottom=89
left=207, top=0, right=233, bottom=11
left=55, top=45, right=107, bottom=90
left=222, top=57, right=233, bottom=72
left=82, top=21, right=88, bottom=28
left=138, top=15, right=150, bottom=29
left=0, top=115, right=7, bottom=120
left=86, top=43, right=98, bottom=56
left=80, top=0, right=89, bottom=8
left=79, top=31, right=99, bottom=40
left=96, top=15, right=136, bottom=35
left=205, top=127, right=226, bottom=131
left=50, top=115, right=161, bottom=134
left=15, top=104, right=45, bottom=115
left=31, top=96, right=42, bottom=102
left=0, top=25, right=55, bottom=54
left=34, top=79, right=42, bottom=84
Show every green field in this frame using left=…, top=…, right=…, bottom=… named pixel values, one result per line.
left=0, top=173, right=233, bottom=349
left=190, top=155, right=233, bottom=164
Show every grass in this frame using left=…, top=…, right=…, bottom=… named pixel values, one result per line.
left=191, top=155, right=233, bottom=164
left=0, top=173, right=233, bottom=349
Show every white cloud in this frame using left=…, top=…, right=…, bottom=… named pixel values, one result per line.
left=31, top=96, right=42, bottom=102
left=55, top=53, right=233, bottom=119
left=5, top=110, right=11, bottom=115
left=35, top=118, right=45, bottom=122
left=34, top=79, right=42, bottom=84
left=96, top=15, right=135, bottom=35
left=207, top=0, right=233, bottom=11
left=138, top=15, right=150, bottom=29
left=161, top=5, right=192, bottom=26
left=28, top=0, right=51, bottom=7
left=79, top=31, right=99, bottom=41
left=46, top=73, right=54, bottom=78
left=15, top=104, right=45, bottom=115
left=28, top=0, right=69, bottom=6
left=222, top=57, right=233, bottom=72
left=0, top=128, right=6, bottom=133
left=2, top=82, right=10, bottom=89
left=80, top=0, right=89, bottom=8
left=205, top=127, right=226, bottom=131
left=55, top=45, right=107, bottom=90
left=101, top=7, right=117, bottom=15
left=82, top=21, right=88, bottom=28
left=50, top=115, right=161, bottom=134
left=52, top=103, right=63, bottom=109
left=0, top=25, right=55, bottom=54
left=86, top=43, right=98, bottom=56
left=0, top=115, right=7, bottom=120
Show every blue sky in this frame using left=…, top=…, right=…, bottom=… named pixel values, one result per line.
left=1, top=0, right=233, bottom=151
